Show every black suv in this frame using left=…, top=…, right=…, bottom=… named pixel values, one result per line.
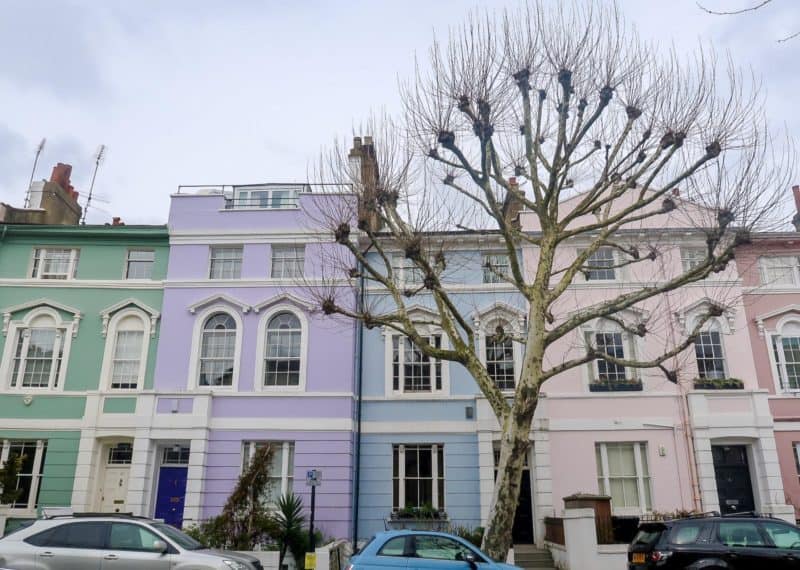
left=628, top=512, right=800, bottom=569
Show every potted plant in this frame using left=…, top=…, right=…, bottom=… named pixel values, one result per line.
left=387, top=504, right=449, bottom=531
left=589, top=379, right=643, bottom=392
left=693, top=377, right=744, bottom=390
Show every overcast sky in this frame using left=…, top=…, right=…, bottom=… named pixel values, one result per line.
left=0, top=0, right=797, bottom=224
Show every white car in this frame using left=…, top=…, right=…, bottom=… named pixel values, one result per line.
left=0, top=514, right=261, bottom=570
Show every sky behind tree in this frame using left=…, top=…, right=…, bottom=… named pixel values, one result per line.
left=0, top=0, right=797, bottom=224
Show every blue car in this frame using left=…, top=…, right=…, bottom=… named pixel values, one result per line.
left=346, top=530, right=521, bottom=570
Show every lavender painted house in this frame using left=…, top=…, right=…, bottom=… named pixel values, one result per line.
left=142, top=184, right=356, bottom=539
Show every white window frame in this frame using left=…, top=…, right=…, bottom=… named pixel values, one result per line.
left=482, top=253, right=511, bottom=284
left=475, top=308, right=526, bottom=392
left=694, top=324, right=728, bottom=380
left=270, top=245, right=305, bottom=279
left=124, top=249, right=155, bottom=280
left=596, top=441, right=652, bottom=515
left=680, top=247, right=708, bottom=273
left=580, top=316, right=643, bottom=387
left=391, top=254, right=426, bottom=287
left=384, top=329, right=449, bottom=397
left=242, top=441, right=295, bottom=504
left=30, top=248, right=80, bottom=280
left=392, top=443, right=444, bottom=511
left=759, top=256, right=800, bottom=287
left=0, top=439, right=47, bottom=511
left=99, top=308, right=152, bottom=391
left=254, top=306, right=309, bottom=392
left=581, top=247, right=618, bottom=282
left=232, top=186, right=300, bottom=210
left=187, top=305, right=243, bottom=390
left=766, top=317, right=800, bottom=393
left=0, top=307, right=73, bottom=391
left=208, top=246, right=243, bottom=280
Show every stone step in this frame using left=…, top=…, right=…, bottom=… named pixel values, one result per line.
left=512, top=546, right=555, bottom=570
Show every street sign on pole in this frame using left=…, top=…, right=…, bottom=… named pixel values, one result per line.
left=306, top=469, right=322, bottom=486
left=306, top=469, right=321, bottom=550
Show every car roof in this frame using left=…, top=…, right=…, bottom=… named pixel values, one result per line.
left=375, top=530, right=463, bottom=537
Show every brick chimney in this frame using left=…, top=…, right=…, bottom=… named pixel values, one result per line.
left=501, top=177, right=524, bottom=229
left=1, top=162, right=82, bottom=225
left=349, top=136, right=382, bottom=232
left=112, top=217, right=124, bottom=226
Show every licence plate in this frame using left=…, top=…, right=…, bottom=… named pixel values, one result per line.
left=632, top=552, right=646, bottom=564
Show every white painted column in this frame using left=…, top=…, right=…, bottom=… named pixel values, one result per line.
left=183, top=430, right=209, bottom=526
left=477, top=431, right=494, bottom=523
left=532, top=418, right=552, bottom=547
left=70, top=429, right=98, bottom=511
left=126, top=430, right=153, bottom=516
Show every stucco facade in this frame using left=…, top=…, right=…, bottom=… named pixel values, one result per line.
left=737, top=233, right=800, bottom=520
left=142, top=187, right=356, bottom=539
left=0, top=223, right=168, bottom=530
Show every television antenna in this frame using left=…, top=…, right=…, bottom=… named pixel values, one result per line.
left=23, top=138, right=46, bottom=208
left=81, top=144, right=106, bottom=225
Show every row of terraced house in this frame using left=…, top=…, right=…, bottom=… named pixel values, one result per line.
left=3, top=147, right=800, bottom=548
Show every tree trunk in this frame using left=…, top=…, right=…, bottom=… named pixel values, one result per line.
left=481, top=412, right=536, bottom=560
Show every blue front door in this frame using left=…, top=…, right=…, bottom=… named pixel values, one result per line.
left=155, top=466, right=187, bottom=527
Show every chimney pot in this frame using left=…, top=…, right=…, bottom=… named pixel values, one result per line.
left=363, top=136, right=374, bottom=146
left=792, top=185, right=800, bottom=211
left=672, top=187, right=680, bottom=196
left=509, top=177, right=517, bottom=186
left=112, top=217, right=121, bottom=226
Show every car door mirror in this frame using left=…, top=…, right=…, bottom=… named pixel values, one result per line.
left=465, top=553, right=477, bottom=569
left=152, top=540, right=168, bottom=553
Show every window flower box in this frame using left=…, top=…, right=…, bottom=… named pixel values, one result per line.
left=386, top=508, right=449, bottom=531
left=693, top=377, right=744, bottom=390
left=589, top=380, right=643, bottom=392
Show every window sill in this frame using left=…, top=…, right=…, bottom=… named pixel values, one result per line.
left=589, top=381, right=643, bottom=392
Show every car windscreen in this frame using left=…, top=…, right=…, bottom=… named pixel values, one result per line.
left=150, top=523, right=204, bottom=550
left=631, top=525, right=665, bottom=547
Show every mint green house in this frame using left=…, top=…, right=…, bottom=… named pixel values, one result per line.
left=0, top=222, right=168, bottom=527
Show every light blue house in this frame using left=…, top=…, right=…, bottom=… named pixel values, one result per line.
left=353, top=235, right=531, bottom=543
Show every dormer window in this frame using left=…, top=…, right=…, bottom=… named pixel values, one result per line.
left=228, top=185, right=301, bottom=209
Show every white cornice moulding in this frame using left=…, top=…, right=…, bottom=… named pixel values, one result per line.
left=164, top=278, right=350, bottom=288
left=0, top=279, right=164, bottom=289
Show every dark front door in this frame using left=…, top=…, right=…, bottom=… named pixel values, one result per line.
left=511, top=470, right=534, bottom=544
left=154, top=466, right=187, bottom=527
left=712, top=445, right=755, bottom=515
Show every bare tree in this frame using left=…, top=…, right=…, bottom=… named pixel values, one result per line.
left=307, top=0, right=794, bottom=559
left=698, top=0, right=799, bottom=43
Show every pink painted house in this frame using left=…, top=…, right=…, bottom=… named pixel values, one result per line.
left=736, top=188, right=800, bottom=521
left=506, top=191, right=793, bottom=543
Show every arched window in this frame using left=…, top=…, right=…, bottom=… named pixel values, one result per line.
left=109, top=315, right=146, bottom=389
left=199, top=313, right=236, bottom=387
left=486, top=323, right=515, bottom=390
left=264, top=312, right=301, bottom=386
left=10, top=313, right=65, bottom=389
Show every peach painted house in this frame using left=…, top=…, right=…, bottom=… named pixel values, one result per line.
left=506, top=191, right=794, bottom=543
left=736, top=190, right=800, bottom=520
